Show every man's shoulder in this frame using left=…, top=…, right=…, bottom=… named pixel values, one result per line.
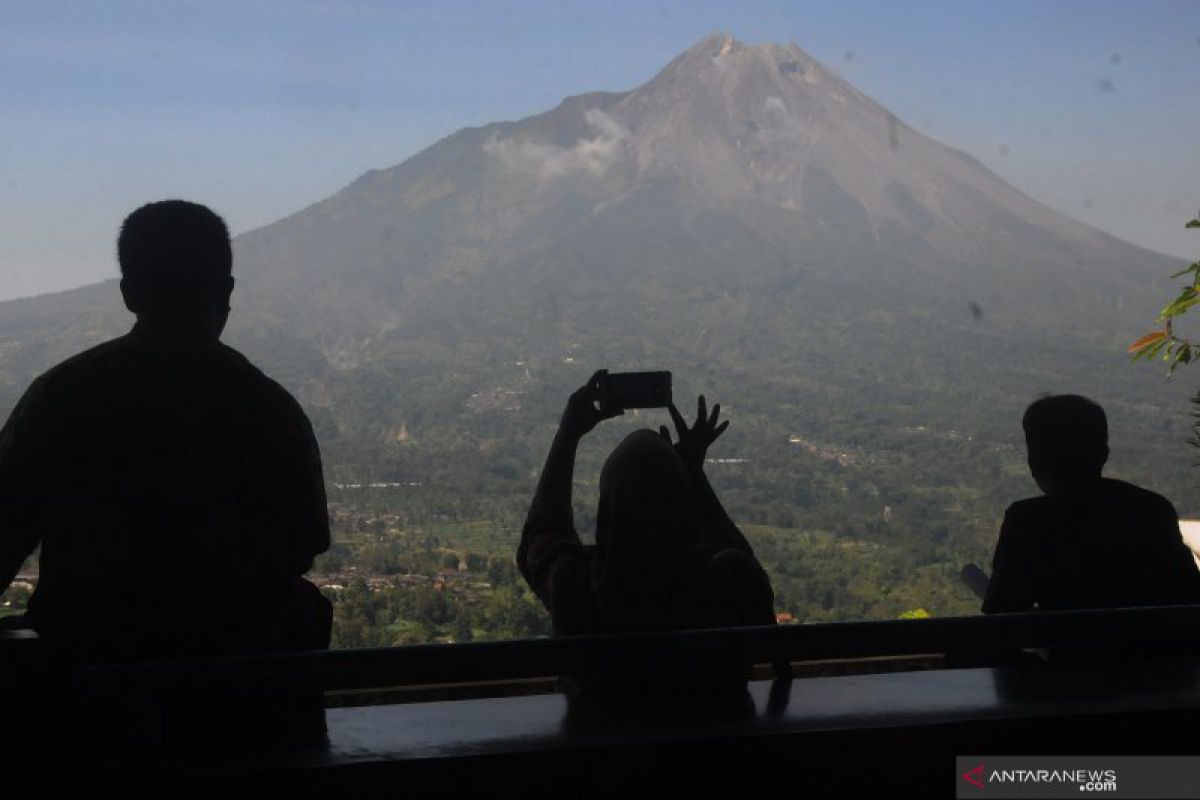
left=1100, top=477, right=1169, bottom=500
left=213, top=343, right=312, bottom=428
left=1008, top=481, right=1174, bottom=514
left=1099, top=478, right=1175, bottom=514
left=213, top=344, right=300, bottom=402
left=1003, top=495, right=1050, bottom=523
left=22, top=335, right=135, bottom=405
left=997, top=496, right=1069, bottom=552
left=42, top=334, right=132, bottom=377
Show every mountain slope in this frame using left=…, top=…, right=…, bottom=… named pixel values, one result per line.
left=0, top=35, right=1193, bottom=564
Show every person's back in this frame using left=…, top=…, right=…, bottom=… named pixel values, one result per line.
left=983, top=395, right=1200, bottom=614
left=8, top=330, right=329, bottom=661
left=985, top=478, right=1199, bottom=612
left=0, top=200, right=330, bottom=668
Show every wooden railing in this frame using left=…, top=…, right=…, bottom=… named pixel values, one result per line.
left=4, top=603, right=1198, bottom=699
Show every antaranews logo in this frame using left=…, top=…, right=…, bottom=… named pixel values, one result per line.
left=962, top=763, right=986, bottom=789
left=957, top=758, right=1122, bottom=797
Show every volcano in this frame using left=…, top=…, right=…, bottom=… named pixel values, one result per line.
left=0, top=35, right=1192, bottom=546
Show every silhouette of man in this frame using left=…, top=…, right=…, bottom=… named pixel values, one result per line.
left=983, top=394, right=1200, bottom=613
left=0, top=200, right=331, bottom=664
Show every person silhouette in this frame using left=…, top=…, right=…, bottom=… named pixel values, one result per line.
left=519, top=371, right=774, bottom=702
left=0, top=201, right=331, bottom=743
left=983, top=394, right=1200, bottom=614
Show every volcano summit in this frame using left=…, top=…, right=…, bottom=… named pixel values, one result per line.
left=0, top=36, right=1192, bottom=604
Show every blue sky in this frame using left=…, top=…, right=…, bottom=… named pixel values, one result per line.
left=2, top=0, right=1199, bottom=300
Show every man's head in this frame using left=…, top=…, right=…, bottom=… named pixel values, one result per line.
left=1022, top=394, right=1108, bottom=493
left=117, top=200, right=234, bottom=337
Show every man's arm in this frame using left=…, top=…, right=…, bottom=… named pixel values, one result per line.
left=982, top=506, right=1037, bottom=614
left=0, top=379, right=49, bottom=594
left=257, top=389, right=330, bottom=580
left=294, top=410, right=330, bottom=565
left=1153, top=496, right=1200, bottom=604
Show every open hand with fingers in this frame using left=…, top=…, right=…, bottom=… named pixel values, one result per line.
left=660, top=395, right=729, bottom=471
left=560, top=369, right=624, bottom=440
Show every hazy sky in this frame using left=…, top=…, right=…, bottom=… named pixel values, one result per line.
left=3, top=0, right=1198, bottom=301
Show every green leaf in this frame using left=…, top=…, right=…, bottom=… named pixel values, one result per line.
left=1129, top=337, right=1165, bottom=363
left=1159, top=294, right=1200, bottom=320
left=1131, top=345, right=1156, bottom=363
left=1169, top=346, right=1195, bottom=375
left=1187, top=219, right=1200, bottom=229
left=1171, top=262, right=1200, bottom=279
left=1130, top=330, right=1167, bottom=353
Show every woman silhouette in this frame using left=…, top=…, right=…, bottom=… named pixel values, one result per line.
left=518, top=370, right=774, bottom=654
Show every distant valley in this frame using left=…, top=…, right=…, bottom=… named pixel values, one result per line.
left=1, top=35, right=1194, bottom=632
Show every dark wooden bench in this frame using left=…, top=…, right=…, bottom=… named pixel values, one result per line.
left=7, top=606, right=1200, bottom=790
left=137, top=657, right=1200, bottom=794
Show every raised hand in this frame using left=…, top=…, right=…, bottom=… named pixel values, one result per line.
left=660, top=395, right=729, bottom=471
left=560, top=369, right=623, bottom=440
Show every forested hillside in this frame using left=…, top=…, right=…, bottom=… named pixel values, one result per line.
left=2, top=36, right=1195, bottom=642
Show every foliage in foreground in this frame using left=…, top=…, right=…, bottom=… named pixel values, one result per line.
left=1130, top=217, right=1200, bottom=373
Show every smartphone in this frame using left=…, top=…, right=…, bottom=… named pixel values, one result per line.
left=599, top=371, right=672, bottom=412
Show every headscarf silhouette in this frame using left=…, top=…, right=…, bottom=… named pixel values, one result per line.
left=590, top=430, right=718, bottom=633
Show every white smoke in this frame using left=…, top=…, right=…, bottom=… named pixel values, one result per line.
left=483, top=109, right=629, bottom=180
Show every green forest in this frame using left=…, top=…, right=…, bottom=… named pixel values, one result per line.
left=2, top=355, right=1195, bottom=645
left=4, top=222, right=1200, bottom=647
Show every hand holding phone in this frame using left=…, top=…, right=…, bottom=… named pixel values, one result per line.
left=597, top=371, right=672, bottom=413
left=560, top=370, right=624, bottom=438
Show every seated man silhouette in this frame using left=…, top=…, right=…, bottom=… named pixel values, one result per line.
left=0, top=201, right=330, bottom=744
left=519, top=372, right=774, bottom=710
left=983, top=394, right=1200, bottom=614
